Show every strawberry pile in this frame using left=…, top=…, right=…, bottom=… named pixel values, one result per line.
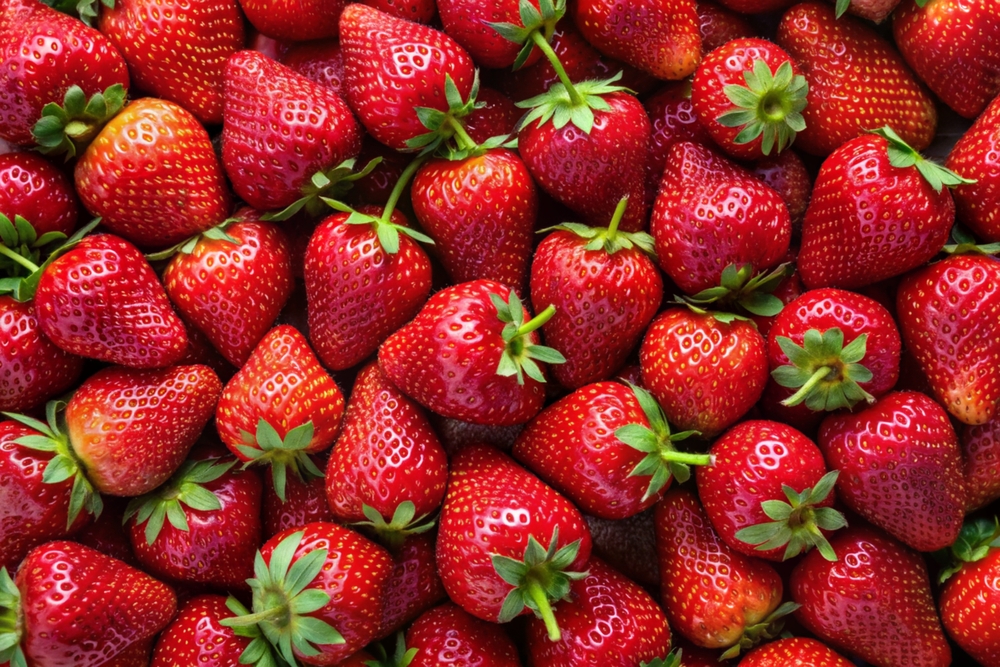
left=2, top=0, right=1000, bottom=665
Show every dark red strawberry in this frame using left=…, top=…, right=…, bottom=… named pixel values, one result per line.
left=832, top=0, right=900, bottom=22
left=361, top=0, right=436, bottom=23
left=585, top=509, right=660, bottom=591
left=280, top=39, right=345, bottom=93
left=262, top=454, right=336, bottom=539
left=437, top=0, right=548, bottom=70
left=461, top=87, right=520, bottom=145
left=376, top=532, right=447, bottom=639
left=696, top=1, right=755, bottom=54
left=150, top=594, right=251, bottom=667
left=750, top=149, right=812, bottom=228
left=961, top=418, right=1000, bottom=511
left=404, top=602, right=521, bottom=667
left=946, top=93, right=1000, bottom=241
left=239, top=0, right=344, bottom=42
left=0, top=153, right=79, bottom=237
left=644, top=81, right=712, bottom=204
left=739, top=637, right=854, bottom=667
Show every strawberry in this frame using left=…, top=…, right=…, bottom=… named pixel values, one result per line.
left=696, top=1, right=755, bottom=54
left=818, top=391, right=966, bottom=552
left=461, top=87, right=520, bottom=145
left=340, top=4, right=476, bottom=150
left=640, top=306, right=769, bottom=437
left=653, top=487, right=795, bottom=659
left=585, top=509, right=660, bottom=591
left=98, top=0, right=245, bottom=125
left=436, top=444, right=591, bottom=640
left=691, top=38, right=808, bottom=160
left=750, top=149, right=812, bottom=228
left=71, top=495, right=138, bottom=567
left=738, top=637, right=854, bottom=667
left=380, top=280, right=565, bottom=426
left=376, top=533, right=447, bottom=639
left=150, top=594, right=251, bottom=667
left=797, top=128, right=968, bottom=290
left=215, top=325, right=346, bottom=501
left=529, top=198, right=663, bottom=389
left=893, top=0, right=1000, bottom=119
left=832, top=0, right=900, bottom=22
left=946, top=93, right=1000, bottom=241
left=403, top=602, right=521, bottom=667
left=713, top=0, right=795, bottom=14
left=239, top=0, right=345, bottom=42
left=221, top=50, right=363, bottom=216
left=280, top=39, right=345, bottom=94
left=34, top=234, right=189, bottom=368
left=0, top=0, right=129, bottom=147
left=512, top=381, right=709, bottom=520
left=897, top=253, right=1000, bottom=425
left=650, top=142, right=791, bottom=296
left=262, top=454, right=336, bottom=539
left=161, top=213, right=295, bottom=368
left=790, top=525, right=952, bottom=667
left=962, top=418, right=1000, bottom=511
left=775, top=2, right=937, bottom=156
left=570, top=0, right=701, bottom=80
left=361, top=0, right=437, bottom=23
left=644, top=81, right=712, bottom=203
left=0, top=153, right=79, bottom=237
left=437, top=0, right=548, bottom=69
left=0, top=541, right=177, bottom=667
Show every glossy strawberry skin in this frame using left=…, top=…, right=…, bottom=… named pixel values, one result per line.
left=939, top=546, right=1000, bottom=667
left=239, top=0, right=345, bottom=42
left=751, top=149, right=812, bottom=228
left=640, top=308, right=768, bottom=437
left=818, top=391, right=965, bottom=552
left=739, top=637, right=854, bottom=667
left=775, top=2, right=936, bottom=156
left=461, top=87, right=520, bottom=145
left=150, top=594, right=251, bottom=667
left=436, top=444, right=592, bottom=623
left=436, top=0, right=542, bottom=69
left=790, top=526, right=951, bottom=667
left=797, top=134, right=954, bottom=290
left=405, top=602, right=522, bottom=667
left=696, top=1, right=755, bottom=54
left=340, top=4, right=475, bottom=150
left=0, top=153, right=78, bottom=236
left=377, top=533, right=448, bottom=638
left=644, top=81, right=712, bottom=204
left=961, top=418, right=1000, bottom=511
left=99, top=0, right=245, bottom=125
left=280, top=39, right=344, bottom=93
left=897, top=254, right=1000, bottom=425
left=36, top=235, right=190, bottom=368
left=946, top=93, right=1000, bottom=241
left=16, top=541, right=177, bottom=667
left=75, top=98, right=231, bottom=249
left=164, top=216, right=295, bottom=367
left=262, top=455, right=336, bottom=539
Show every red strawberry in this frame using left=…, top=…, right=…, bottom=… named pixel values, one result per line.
left=897, top=253, right=1000, bottom=425
left=0, top=153, right=79, bottom=237
left=946, top=93, right=1000, bottom=241
left=713, top=0, right=795, bottom=14
left=215, top=325, right=346, bottom=501
left=696, top=1, right=756, bottom=54
left=790, top=525, right=951, bottom=667
left=750, top=149, right=812, bottom=228
left=376, top=533, right=447, bottom=638
left=644, top=81, right=712, bottom=203
left=0, top=541, right=176, bottom=667
left=262, top=454, right=336, bottom=539
left=239, top=0, right=345, bottom=42
left=739, top=637, right=854, bottom=667
left=71, top=496, right=138, bottom=567
left=797, top=128, right=967, bottom=290
left=98, top=0, right=245, bottom=125
left=437, top=0, right=547, bottom=70
left=832, top=0, right=900, bottom=22
left=361, top=0, right=437, bottom=22
left=404, top=602, right=521, bottom=667
left=280, top=39, right=345, bottom=93
left=961, top=418, right=1000, bottom=511
left=150, top=594, right=251, bottom=667
left=436, top=444, right=591, bottom=640
left=461, top=87, right=520, bottom=145
left=818, top=391, right=966, bottom=552
left=775, top=2, right=937, bottom=156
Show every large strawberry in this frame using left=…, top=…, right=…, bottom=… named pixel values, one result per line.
left=239, top=0, right=344, bottom=42
left=946, top=93, right=1000, bottom=241
left=150, top=594, right=251, bottom=667
left=403, top=602, right=521, bottom=667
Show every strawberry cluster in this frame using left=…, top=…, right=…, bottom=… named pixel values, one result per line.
left=1, top=0, right=1000, bottom=665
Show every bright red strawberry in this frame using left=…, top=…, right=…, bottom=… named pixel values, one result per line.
left=404, top=602, right=521, bottom=667
left=0, top=541, right=176, bottom=667
left=775, top=2, right=937, bottom=156
left=640, top=307, right=769, bottom=437
left=215, top=325, right=346, bottom=501
left=946, top=91, right=1000, bottom=241
left=436, top=444, right=591, bottom=640
left=340, top=4, right=475, bottom=150
left=512, top=381, right=709, bottom=520
left=750, top=149, right=812, bottom=227
left=696, top=1, right=755, bottom=54
left=150, top=594, right=251, bottom=667
left=99, top=0, right=245, bottom=125
left=0, top=296, right=83, bottom=413
left=790, top=525, right=951, bottom=667
left=162, top=213, right=295, bottom=367
left=529, top=198, right=663, bottom=389
left=691, top=38, right=807, bottom=160
left=376, top=533, right=447, bottom=639
left=697, top=420, right=845, bottom=562
left=0, top=0, right=129, bottom=147
left=894, top=0, right=1000, bottom=119
left=961, top=418, right=1000, bottom=511
left=437, top=0, right=547, bottom=70
left=571, top=0, right=701, bottom=80
left=654, top=487, right=793, bottom=658
left=262, top=454, right=336, bottom=539
left=739, top=637, right=854, bottom=667
left=0, top=153, right=78, bottom=237
left=379, top=280, right=565, bottom=426
left=221, top=50, right=362, bottom=215
left=280, top=39, right=345, bottom=93
left=221, top=523, right=394, bottom=666
left=797, top=129, right=966, bottom=290
left=818, top=391, right=966, bottom=552
left=34, top=234, right=189, bottom=368
left=239, top=0, right=344, bottom=41
left=897, top=253, right=1000, bottom=425
left=651, top=142, right=791, bottom=295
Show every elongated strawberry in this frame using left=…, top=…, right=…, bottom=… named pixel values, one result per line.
left=404, top=602, right=521, bottom=667
left=150, top=594, right=251, bottom=667
left=946, top=94, right=1000, bottom=241
left=0, top=153, right=79, bottom=237
left=739, top=637, right=854, bottom=667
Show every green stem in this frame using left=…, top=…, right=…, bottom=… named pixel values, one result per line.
left=530, top=31, right=584, bottom=107
left=0, top=245, right=40, bottom=273
left=381, top=154, right=429, bottom=223
left=603, top=196, right=628, bottom=243
left=516, top=304, right=556, bottom=336
left=525, top=578, right=561, bottom=642
left=446, top=116, right=478, bottom=152
left=780, top=366, right=833, bottom=407
left=661, top=450, right=712, bottom=466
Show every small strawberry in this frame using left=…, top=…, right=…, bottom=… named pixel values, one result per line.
left=738, top=637, right=854, bottom=667
left=946, top=94, right=1000, bottom=241
left=239, top=0, right=344, bottom=42
left=750, top=149, right=812, bottom=228
left=644, top=81, right=712, bottom=203
left=832, top=0, right=900, bottom=22
left=150, top=594, right=251, bottom=667
left=403, top=602, right=521, bottom=667
left=461, top=87, right=521, bottom=145
left=0, top=153, right=79, bottom=237
left=961, top=418, right=1000, bottom=511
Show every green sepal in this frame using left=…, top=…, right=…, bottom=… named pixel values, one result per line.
left=490, top=291, right=565, bottom=385
left=678, top=262, right=792, bottom=318
left=870, top=126, right=975, bottom=194
left=719, top=601, right=801, bottom=660
left=351, top=501, right=436, bottom=551
left=936, top=516, right=1000, bottom=583
left=262, top=157, right=383, bottom=222
left=364, top=633, right=417, bottom=667
left=517, top=72, right=627, bottom=135
left=0, top=214, right=69, bottom=282
left=321, top=199, right=434, bottom=256
left=640, top=649, right=682, bottom=667
left=405, top=73, right=483, bottom=158
left=32, top=84, right=126, bottom=158
left=39, top=0, right=114, bottom=25
left=0, top=217, right=101, bottom=301
left=941, top=224, right=1000, bottom=256
left=0, top=567, right=26, bottom=667
left=834, top=0, right=851, bottom=17
left=772, top=327, right=876, bottom=412
left=237, top=420, right=323, bottom=503
left=540, top=196, right=656, bottom=257
left=488, top=0, right=565, bottom=70
left=145, top=217, right=242, bottom=262
left=716, top=59, right=808, bottom=156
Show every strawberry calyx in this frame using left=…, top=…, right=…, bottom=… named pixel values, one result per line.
left=936, top=516, right=1000, bottom=583
left=221, top=530, right=343, bottom=667
left=263, top=156, right=384, bottom=222
left=351, top=501, right=436, bottom=552
left=491, top=291, right=566, bottom=385
left=614, top=384, right=707, bottom=501
left=717, top=59, right=808, bottom=156
left=543, top=196, right=656, bottom=256
left=942, top=224, right=1000, bottom=257
left=40, top=0, right=114, bottom=26
left=488, top=0, right=565, bottom=70
left=236, top=419, right=324, bottom=504
left=720, top=600, right=801, bottom=660
left=144, top=218, right=241, bottom=262
left=834, top=0, right=851, bottom=17
left=3, top=401, right=103, bottom=528
left=679, top=262, right=792, bottom=318
left=407, top=73, right=488, bottom=159
left=0, top=568, right=26, bottom=667
left=0, top=217, right=101, bottom=301
left=365, top=633, right=416, bottom=667
left=870, top=126, right=975, bottom=194
left=772, top=327, right=876, bottom=411
left=123, top=457, right=235, bottom=546
left=32, top=84, right=126, bottom=159
left=734, top=470, right=848, bottom=561
left=491, top=527, right=588, bottom=641
left=640, top=649, right=683, bottom=667
left=516, top=72, right=628, bottom=136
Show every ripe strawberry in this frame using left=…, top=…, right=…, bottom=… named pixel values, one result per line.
left=818, top=391, right=966, bottom=552
left=436, top=444, right=591, bottom=640
left=696, top=1, right=755, bottom=54
left=215, top=325, right=346, bottom=501
left=280, top=39, right=345, bottom=94
left=946, top=92, right=1000, bottom=241
left=775, top=1, right=937, bottom=156
left=962, top=418, right=1000, bottom=511
left=437, top=0, right=549, bottom=70
left=897, top=253, right=1000, bottom=425
left=376, top=533, right=447, bottom=638
left=461, top=87, right=520, bottom=145
left=34, top=234, right=189, bottom=368
left=150, top=594, right=251, bottom=667
left=790, top=525, right=952, bottom=667
left=585, top=509, right=660, bottom=591
left=797, top=128, right=967, bottom=290
left=750, top=149, right=812, bottom=228
left=713, top=0, right=795, bottom=14
left=0, top=541, right=176, bottom=667
left=340, top=4, right=475, bottom=150
left=404, top=602, right=521, bottom=667
left=654, top=487, right=793, bottom=658
left=893, top=0, right=1000, bottom=119
left=98, top=0, right=245, bottom=125
left=362, top=0, right=437, bottom=23
left=644, top=81, right=712, bottom=203
left=739, top=637, right=854, bottom=667
left=239, top=0, right=344, bottom=42
left=71, top=495, right=138, bottom=567
left=262, top=454, right=336, bottom=539
left=832, top=0, right=900, bottom=22
left=0, top=153, right=79, bottom=237
left=640, top=307, right=769, bottom=437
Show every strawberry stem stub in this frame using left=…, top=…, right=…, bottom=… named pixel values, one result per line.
left=772, top=327, right=876, bottom=411
left=491, top=291, right=566, bottom=385
left=716, top=59, right=808, bottom=156
left=0, top=568, right=26, bottom=667
left=870, top=126, right=975, bottom=194
left=236, top=419, right=324, bottom=503
left=32, top=84, right=126, bottom=158
left=720, top=601, right=801, bottom=660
